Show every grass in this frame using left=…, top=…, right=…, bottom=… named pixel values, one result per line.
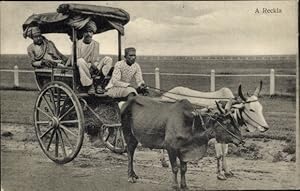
left=0, top=90, right=37, bottom=124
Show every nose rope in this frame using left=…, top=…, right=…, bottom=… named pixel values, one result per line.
left=198, top=112, right=241, bottom=142
left=242, top=109, right=267, bottom=128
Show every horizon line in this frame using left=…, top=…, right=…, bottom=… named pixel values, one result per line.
left=0, top=53, right=297, bottom=57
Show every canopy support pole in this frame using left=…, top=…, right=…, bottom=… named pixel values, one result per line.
left=72, top=28, right=78, bottom=92
left=118, top=31, right=122, bottom=61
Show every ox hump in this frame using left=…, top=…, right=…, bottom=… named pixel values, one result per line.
left=176, top=99, right=193, bottom=109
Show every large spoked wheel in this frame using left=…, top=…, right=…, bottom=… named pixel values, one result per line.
left=34, top=81, right=84, bottom=164
left=101, top=124, right=126, bottom=154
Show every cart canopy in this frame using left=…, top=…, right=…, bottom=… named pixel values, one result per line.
left=23, top=3, right=130, bottom=37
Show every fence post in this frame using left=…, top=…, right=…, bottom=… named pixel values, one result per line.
left=270, top=69, right=275, bottom=96
left=155, top=67, right=160, bottom=93
left=13, top=65, right=19, bottom=88
left=210, top=69, right=215, bottom=92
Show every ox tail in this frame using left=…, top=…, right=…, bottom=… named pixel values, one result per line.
left=119, top=96, right=145, bottom=116
left=120, top=97, right=138, bottom=138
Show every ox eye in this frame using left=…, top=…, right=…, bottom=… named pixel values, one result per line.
left=249, top=109, right=255, bottom=112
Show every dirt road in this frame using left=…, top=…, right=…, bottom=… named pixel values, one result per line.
left=1, top=123, right=296, bottom=191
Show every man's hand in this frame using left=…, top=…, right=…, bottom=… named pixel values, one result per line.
left=32, top=61, right=43, bottom=68
left=57, top=63, right=66, bottom=68
left=42, top=59, right=56, bottom=67
left=137, top=83, right=149, bottom=95
left=140, top=83, right=147, bottom=89
left=90, top=64, right=98, bottom=71
left=89, top=64, right=100, bottom=77
left=90, top=64, right=98, bottom=75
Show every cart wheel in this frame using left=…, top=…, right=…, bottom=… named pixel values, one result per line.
left=101, top=124, right=126, bottom=154
left=34, top=81, right=84, bottom=164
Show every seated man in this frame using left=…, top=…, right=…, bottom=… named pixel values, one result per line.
left=76, top=20, right=113, bottom=94
left=90, top=56, right=114, bottom=90
left=25, top=26, right=68, bottom=68
left=105, top=47, right=148, bottom=98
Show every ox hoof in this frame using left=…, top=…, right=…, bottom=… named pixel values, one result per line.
left=224, top=171, right=234, bottom=178
left=217, top=174, right=227, bottom=180
left=171, top=185, right=180, bottom=191
left=160, top=159, right=169, bottom=168
left=128, top=177, right=137, bottom=183
left=133, top=173, right=139, bottom=179
left=180, top=186, right=189, bottom=191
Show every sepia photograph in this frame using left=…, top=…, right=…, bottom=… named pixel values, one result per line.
left=1, top=1, right=299, bottom=190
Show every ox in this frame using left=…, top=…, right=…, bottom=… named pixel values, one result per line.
left=160, top=81, right=269, bottom=180
left=121, top=96, right=243, bottom=190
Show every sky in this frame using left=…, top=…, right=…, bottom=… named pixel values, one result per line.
left=0, top=1, right=298, bottom=56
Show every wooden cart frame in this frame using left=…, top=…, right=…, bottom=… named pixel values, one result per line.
left=24, top=3, right=131, bottom=164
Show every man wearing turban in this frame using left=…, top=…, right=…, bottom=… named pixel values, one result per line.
left=25, top=26, right=68, bottom=68
left=76, top=20, right=113, bottom=94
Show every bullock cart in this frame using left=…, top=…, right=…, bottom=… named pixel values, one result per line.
left=23, top=3, right=131, bottom=164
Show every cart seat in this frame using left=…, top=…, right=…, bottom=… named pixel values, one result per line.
left=34, top=67, right=74, bottom=90
left=77, top=92, right=128, bottom=102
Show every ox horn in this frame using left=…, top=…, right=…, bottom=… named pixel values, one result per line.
left=238, top=84, right=247, bottom=101
left=253, top=80, right=263, bottom=97
left=224, top=98, right=233, bottom=113
left=215, top=101, right=225, bottom=114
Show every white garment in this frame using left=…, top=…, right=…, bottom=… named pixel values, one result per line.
left=77, top=58, right=93, bottom=86
left=77, top=56, right=113, bottom=87
left=105, top=60, right=145, bottom=98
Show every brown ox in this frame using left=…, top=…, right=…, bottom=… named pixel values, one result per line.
left=121, top=96, right=243, bottom=190
left=160, top=81, right=269, bottom=180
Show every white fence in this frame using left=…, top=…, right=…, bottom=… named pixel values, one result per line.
left=147, top=68, right=295, bottom=96
left=0, top=66, right=296, bottom=96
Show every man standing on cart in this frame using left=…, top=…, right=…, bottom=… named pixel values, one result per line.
left=105, top=47, right=148, bottom=98
left=76, top=20, right=113, bottom=95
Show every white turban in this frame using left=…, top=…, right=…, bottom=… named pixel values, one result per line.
left=84, top=20, right=97, bottom=33
left=23, top=26, right=41, bottom=39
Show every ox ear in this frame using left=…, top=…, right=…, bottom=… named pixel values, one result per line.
left=253, top=80, right=263, bottom=97
left=215, top=101, right=225, bottom=114
left=238, top=84, right=247, bottom=101
left=191, top=111, right=199, bottom=117
left=232, top=103, right=245, bottom=109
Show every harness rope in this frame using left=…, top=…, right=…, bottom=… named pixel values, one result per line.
left=193, top=111, right=243, bottom=143
left=146, top=86, right=263, bottom=139
left=242, top=109, right=267, bottom=128
left=191, top=110, right=206, bottom=132
left=231, top=101, right=267, bottom=128
left=215, top=119, right=244, bottom=143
